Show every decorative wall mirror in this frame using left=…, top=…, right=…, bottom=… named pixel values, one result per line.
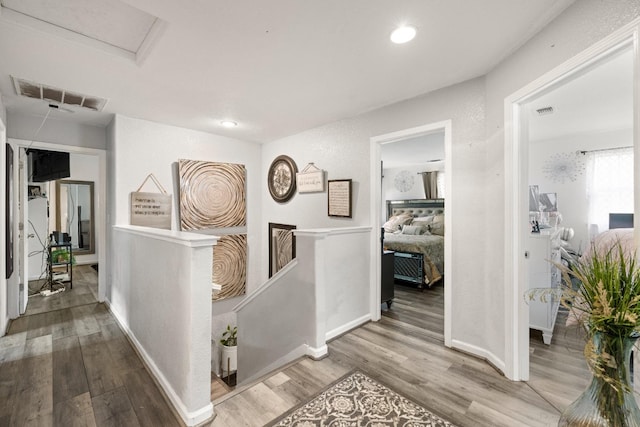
left=55, top=180, right=95, bottom=255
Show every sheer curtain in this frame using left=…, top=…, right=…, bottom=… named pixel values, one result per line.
left=586, top=147, right=633, bottom=233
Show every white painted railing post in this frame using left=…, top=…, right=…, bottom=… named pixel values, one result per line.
left=294, top=230, right=329, bottom=358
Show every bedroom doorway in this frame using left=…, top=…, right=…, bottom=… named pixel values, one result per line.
left=504, top=21, right=640, bottom=381
left=370, top=120, right=453, bottom=347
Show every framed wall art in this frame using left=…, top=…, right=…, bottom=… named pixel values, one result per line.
left=328, top=179, right=352, bottom=218
left=28, top=185, right=41, bottom=198
left=268, top=223, right=296, bottom=277
left=296, top=163, right=325, bottom=193
left=212, top=234, right=247, bottom=301
left=179, top=159, right=246, bottom=230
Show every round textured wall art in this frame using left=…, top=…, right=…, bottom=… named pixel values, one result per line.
left=394, top=170, right=414, bottom=192
left=542, top=152, right=585, bottom=183
left=179, top=159, right=246, bottom=230
left=212, top=234, right=247, bottom=301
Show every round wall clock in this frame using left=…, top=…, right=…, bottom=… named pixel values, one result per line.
left=268, top=155, right=298, bottom=203
left=394, top=170, right=414, bottom=192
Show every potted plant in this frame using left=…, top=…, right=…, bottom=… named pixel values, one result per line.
left=531, top=243, right=640, bottom=426
left=219, top=324, right=237, bottom=377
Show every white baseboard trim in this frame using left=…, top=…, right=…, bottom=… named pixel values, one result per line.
left=325, top=314, right=371, bottom=341
left=105, top=301, right=214, bottom=426
left=306, top=344, right=328, bottom=360
left=451, top=339, right=506, bottom=374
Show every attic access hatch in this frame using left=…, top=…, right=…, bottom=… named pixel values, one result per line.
left=0, top=0, right=164, bottom=63
left=11, top=76, right=108, bottom=112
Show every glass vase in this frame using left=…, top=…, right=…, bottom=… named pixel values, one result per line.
left=559, top=331, right=640, bottom=427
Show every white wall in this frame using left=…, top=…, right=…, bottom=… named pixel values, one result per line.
left=108, top=115, right=262, bottom=344
left=324, top=228, right=371, bottom=339
left=111, top=226, right=216, bottom=426
left=263, top=77, right=487, bottom=352
left=7, top=112, right=107, bottom=150
left=484, top=0, right=640, bottom=364
left=382, top=164, right=442, bottom=203
left=529, top=128, right=632, bottom=251
left=260, top=0, right=640, bottom=372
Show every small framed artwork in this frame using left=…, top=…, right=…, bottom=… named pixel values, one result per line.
left=28, top=185, right=41, bottom=197
left=268, top=223, right=296, bottom=278
left=328, top=179, right=352, bottom=218
left=296, top=163, right=325, bottom=193
left=539, top=192, right=557, bottom=212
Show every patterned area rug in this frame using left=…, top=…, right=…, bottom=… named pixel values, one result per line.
left=267, top=370, right=456, bottom=426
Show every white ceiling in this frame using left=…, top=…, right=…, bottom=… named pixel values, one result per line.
left=381, top=132, right=444, bottom=169
left=528, top=45, right=633, bottom=142
left=0, top=0, right=575, bottom=143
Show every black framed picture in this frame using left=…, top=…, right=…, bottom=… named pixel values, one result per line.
left=268, top=222, right=296, bottom=278
left=28, top=185, right=41, bottom=198
left=328, top=179, right=352, bottom=218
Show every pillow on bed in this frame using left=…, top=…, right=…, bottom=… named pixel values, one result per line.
left=401, top=225, right=427, bottom=235
left=429, top=214, right=445, bottom=236
left=383, top=214, right=413, bottom=233
left=411, top=216, right=434, bottom=227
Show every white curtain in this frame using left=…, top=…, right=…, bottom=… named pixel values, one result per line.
left=586, top=147, right=633, bottom=233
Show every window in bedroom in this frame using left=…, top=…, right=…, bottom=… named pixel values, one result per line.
left=586, top=146, right=633, bottom=233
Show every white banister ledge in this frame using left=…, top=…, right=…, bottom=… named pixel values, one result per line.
left=113, top=225, right=219, bottom=248
left=294, top=226, right=371, bottom=237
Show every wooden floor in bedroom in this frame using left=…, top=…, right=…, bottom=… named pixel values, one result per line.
left=211, top=281, right=591, bottom=427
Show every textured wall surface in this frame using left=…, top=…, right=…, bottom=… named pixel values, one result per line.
left=262, top=76, right=487, bottom=347
left=7, top=112, right=107, bottom=149
left=260, top=0, right=640, bottom=370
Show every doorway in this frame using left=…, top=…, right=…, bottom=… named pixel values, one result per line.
left=504, top=23, right=640, bottom=381
left=11, top=139, right=107, bottom=319
left=370, top=120, right=453, bottom=347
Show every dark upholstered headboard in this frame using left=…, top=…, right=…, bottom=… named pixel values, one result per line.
left=386, top=199, right=445, bottom=219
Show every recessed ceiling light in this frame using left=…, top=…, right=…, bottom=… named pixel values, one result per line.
left=390, top=25, right=416, bottom=44
left=220, top=120, right=238, bottom=128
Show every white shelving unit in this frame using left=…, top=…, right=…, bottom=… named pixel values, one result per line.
left=528, top=231, right=561, bottom=345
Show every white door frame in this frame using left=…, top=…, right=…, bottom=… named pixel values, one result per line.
left=370, top=120, right=453, bottom=347
left=503, top=19, right=640, bottom=381
left=12, top=139, right=107, bottom=305
left=0, top=118, right=7, bottom=335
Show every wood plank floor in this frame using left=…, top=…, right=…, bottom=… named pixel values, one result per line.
left=0, top=265, right=180, bottom=427
left=210, top=282, right=592, bottom=427
left=3, top=267, right=593, bottom=426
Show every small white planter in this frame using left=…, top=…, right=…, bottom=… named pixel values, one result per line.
left=220, top=344, right=237, bottom=374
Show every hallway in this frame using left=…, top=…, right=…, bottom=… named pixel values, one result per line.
left=1, top=273, right=591, bottom=426
left=0, top=266, right=179, bottom=426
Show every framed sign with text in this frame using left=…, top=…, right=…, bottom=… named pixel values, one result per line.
left=327, top=179, right=352, bottom=218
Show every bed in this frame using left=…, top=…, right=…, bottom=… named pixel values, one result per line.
left=565, top=227, right=635, bottom=327
left=382, top=199, right=445, bottom=288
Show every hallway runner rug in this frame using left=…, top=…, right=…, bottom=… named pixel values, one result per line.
left=267, top=370, right=456, bottom=426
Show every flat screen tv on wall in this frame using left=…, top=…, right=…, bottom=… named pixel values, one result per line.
left=609, top=213, right=633, bottom=229
left=29, top=149, right=71, bottom=182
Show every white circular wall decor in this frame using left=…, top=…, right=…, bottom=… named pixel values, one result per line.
left=542, top=152, right=585, bottom=183
left=394, top=170, right=414, bottom=192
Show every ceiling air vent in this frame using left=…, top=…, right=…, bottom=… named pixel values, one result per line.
left=536, top=106, right=554, bottom=116
left=11, top=76, right=108, bottom=112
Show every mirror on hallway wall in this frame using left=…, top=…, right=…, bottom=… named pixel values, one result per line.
left=55, top=180, right=95, bottom=255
